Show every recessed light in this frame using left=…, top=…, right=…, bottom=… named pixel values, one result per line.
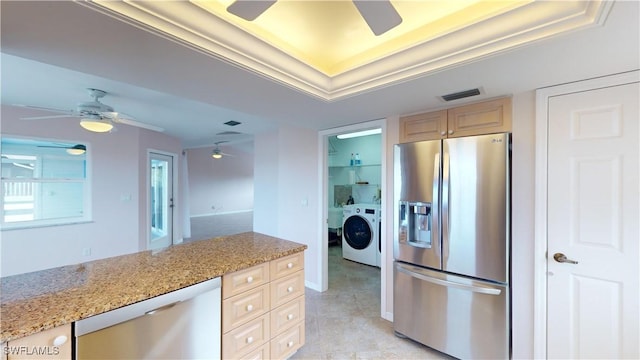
left=224, top=120, right=241, bottom=126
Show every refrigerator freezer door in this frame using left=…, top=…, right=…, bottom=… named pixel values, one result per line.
left=393, top=262, right=510, bottom=359
left=443, top=133, right=509, bottom=283
left=394, top=140, right=442, bottom=270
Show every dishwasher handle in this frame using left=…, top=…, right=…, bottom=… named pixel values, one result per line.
left=397, top=264, right=501, bottom=295
left=145, top=301, right=179, bottom=315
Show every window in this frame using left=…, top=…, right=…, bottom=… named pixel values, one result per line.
left=1, top=137, right=90, bottom=229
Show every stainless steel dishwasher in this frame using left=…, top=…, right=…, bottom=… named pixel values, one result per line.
left=75, top=277, right=221, bottom=359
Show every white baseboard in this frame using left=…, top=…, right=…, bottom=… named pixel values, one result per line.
left=191, top=209, right=253, bottom=218
left=305, top=280, right=322, bottom=292
left=383, top=311, right=393, bottom=322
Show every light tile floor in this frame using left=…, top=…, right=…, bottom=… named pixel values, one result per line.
left=291, top=245, right=452, bottom=360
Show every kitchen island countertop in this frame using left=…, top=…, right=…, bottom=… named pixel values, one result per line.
left=1, top=231, right=307, bottom=342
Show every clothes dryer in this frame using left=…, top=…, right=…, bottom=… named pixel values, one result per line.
left=342, top=204, right=380, bottom=267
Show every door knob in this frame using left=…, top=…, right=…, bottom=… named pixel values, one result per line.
left=553, top=253, right=578, bottom=264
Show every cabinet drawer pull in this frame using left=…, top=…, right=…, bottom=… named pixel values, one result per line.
left=440, top=131, right=446, bottom=136
left=246, top=304, right=254, bottom=312
left=53, top=335, right=68, bottom=346
left=287, top=262, right=293, bottom=269
left=246, top=276, right=253, bottom=283
left=448, top=129, right=454, bottom=135
left=287, top=341, right=294, bottom=348
left=287, top=314, right=294, bottom=320
left=287, top=286, right=294, bottom=293
left=246, top=336, right=254, bottom=344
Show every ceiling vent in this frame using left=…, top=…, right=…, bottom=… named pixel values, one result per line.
left=224, top=120, right=241, bottom=126
left=440, top=88, right=481, bottom=102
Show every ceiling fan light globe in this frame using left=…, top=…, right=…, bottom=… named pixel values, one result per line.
left=212, top=153, right=223, bottom=159
left=80, top=118, right=113, bottom=133
left=66, top=148, right=86, bottom=155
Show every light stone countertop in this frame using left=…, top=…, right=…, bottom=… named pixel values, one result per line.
left=0, top=231, right=307, bottom=342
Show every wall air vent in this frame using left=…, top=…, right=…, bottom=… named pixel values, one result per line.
left=441, top=88, right=481, bottom=102
left=224, top=120, right=241, bottom=126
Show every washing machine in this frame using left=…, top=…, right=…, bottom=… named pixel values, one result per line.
left=342, top=204, right=380, bottom=267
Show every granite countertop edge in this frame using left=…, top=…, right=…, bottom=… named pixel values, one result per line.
left=0, top=231, right=307, bottom=343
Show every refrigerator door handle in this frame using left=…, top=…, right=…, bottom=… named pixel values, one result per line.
left=442, top=150, right=450, bottom=260
left=432, top=153, right=440, bottom=257
left=397, top=264, right=502, bottom=296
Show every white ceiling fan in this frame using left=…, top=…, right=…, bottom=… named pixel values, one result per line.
left=17, top=88, right=164, bottom=133
left=37, top=143, right=87, bottom=155
left=227, top=0, right=403, bottom=36
left=212, top=141, right=234, bottom=159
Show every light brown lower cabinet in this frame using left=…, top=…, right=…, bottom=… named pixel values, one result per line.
left=2, top=324, right=71, bottom=360
left=222, top=252, right=305, bottom=359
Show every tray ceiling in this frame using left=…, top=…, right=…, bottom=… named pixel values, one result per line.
left=66, top=1, right=613, bottom=101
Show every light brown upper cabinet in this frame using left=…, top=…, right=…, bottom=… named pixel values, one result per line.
left=399, top=97, right=512, bottom=143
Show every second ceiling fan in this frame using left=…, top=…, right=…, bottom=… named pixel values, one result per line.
left=227, top=0, right=403, bottom=36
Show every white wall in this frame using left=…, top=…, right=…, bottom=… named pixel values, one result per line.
left=1, top=105, right=182, bottom=276
left=254, top=125, right=321, bottom=288
left=510, top=91, right=536, bottom=358
left=186, top=145, right=254, bottom=216
left=253, top=132, right=279, bottom=236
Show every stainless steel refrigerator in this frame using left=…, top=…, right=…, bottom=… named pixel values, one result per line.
left=393, top=133, right=510, bottom=359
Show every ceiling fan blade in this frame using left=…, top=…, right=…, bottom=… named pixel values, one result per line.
left=114, top=117, right=165, bottom=132
left=37, top=145, right=69, bottom=149
left=14, top=104, right=74, bottom=114
left=353, top=0, right=403, bottom=36
left=21, top=114, right=76, bottom=120
left=227, top=0, right=276, bottom=21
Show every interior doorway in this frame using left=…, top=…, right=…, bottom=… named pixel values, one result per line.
left=319, top=119, right=386, bottom=315
left=148, top=151, right=175, bottom=250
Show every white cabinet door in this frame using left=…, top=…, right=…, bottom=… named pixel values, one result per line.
left=546, top=79, right=639, bottom=359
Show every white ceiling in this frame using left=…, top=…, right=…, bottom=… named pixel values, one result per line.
left=1, top=1, right=638, bottom=149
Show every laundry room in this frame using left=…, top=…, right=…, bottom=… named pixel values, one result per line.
left=327, top=128, right=382, bottom=272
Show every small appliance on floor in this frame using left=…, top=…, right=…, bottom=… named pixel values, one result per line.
left=342, top=204, right=380, bottom=267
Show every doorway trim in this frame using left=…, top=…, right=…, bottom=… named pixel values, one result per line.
left=533, top=70, right=639, bottom=358
left=318, top=119, right=387, bottom=316
left=146, top=149, right=179, bottom=250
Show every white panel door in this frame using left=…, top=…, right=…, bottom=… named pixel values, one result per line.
left=547, top=81, right=639, bottom=359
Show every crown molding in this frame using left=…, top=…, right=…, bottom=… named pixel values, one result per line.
left=81, top=1, right=613, bottom=102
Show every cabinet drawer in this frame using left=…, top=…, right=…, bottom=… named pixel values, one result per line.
left=270, top=252, right=304, bottom=280
left=223, top=284, right=270, bottom=332
left=222, top=315, right=270, bottom=359
left=237, top=343, right=269, bottom=360
left=223, top=262, right=270, bottom=299
left=5, top=324, right=71, bottom=360
left=271, top=296, right=305, bottom=336
left=270, top=322, right=305, bottom=360
left=270, top=271, right=305, bottom=308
